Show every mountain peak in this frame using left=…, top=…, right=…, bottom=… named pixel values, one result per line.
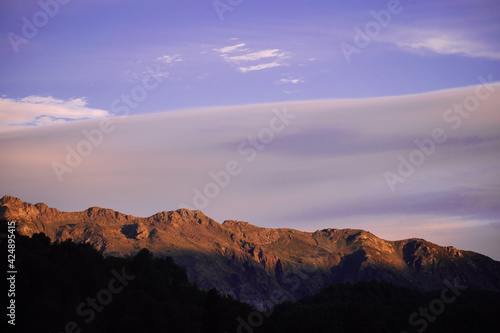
left=175, top=208, right=206, bottom=218
left=222, top=220, right=249, bottom=227
left=1, top=194, right=22, bottom=205
left=85, top=206, right=121, bottom=220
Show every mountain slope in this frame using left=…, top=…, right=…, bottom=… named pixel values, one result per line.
left=2, top=195, right=499, bottom=309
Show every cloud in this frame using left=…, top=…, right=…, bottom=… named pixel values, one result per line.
left=227, top=49, right=287, bottom=62
left=239, top=62, right=282, bottom=73
left=154, top=54, right=183, bottom=78
left=283, top=89, right=301, bottom=95
left=125, top=55, right=181, bottom=82
left=276, top=78, right=304, bottom=84
left=215, top=41, right=290, bottom=73
left=156, top=54, right=183, bottom=64
left=0, top=96, right=110, bottom=131
left=386, top=29, right=500, bottom=60
left=214, top=43, right=246, bottom=54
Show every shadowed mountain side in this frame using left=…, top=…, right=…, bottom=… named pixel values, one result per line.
left=2, top=195, right=499, bottom=309
left=12, top=232, right=500, bottom=333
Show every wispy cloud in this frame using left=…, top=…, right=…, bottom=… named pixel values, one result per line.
left=156, top=54, right=183, bottom=64
left=386, top=28, right=500, bottom=60
left=283, top=89, right=301, bottom=95
left=239, top=62, right=282, bottom=73
left=276, top=78, right=304, bottom=84
left=214, top=43, right=246, bottom=54
left=227, top=49, right=287, bottom=63
left=215, top=41, right=290, bottom=73
left=0, top=96, right=110, bottom=131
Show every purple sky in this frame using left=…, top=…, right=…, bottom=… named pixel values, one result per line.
left=1, top=0, right=500, bottom=114
left=1, top=0, right=500, bottom=260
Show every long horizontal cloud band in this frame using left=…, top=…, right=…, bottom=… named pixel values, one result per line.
left=1, top=82, right=499, bottom=259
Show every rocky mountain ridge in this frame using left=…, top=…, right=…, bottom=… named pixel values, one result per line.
left=2, top=195, right=499, bottom=309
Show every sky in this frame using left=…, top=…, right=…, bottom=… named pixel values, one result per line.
left=1, top=0, right=500, bottom=260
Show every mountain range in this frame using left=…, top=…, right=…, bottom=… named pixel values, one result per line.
left=2, top=195, right=499, bottom=309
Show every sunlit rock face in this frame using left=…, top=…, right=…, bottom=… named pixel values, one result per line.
left=2, top=195, right=500, bottom=310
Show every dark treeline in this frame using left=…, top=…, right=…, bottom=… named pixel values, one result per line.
left=11, top=231, right=500, bottom=333
left=13, top=232, right=253, bottom=333
left=260, top=280, right=499, bottom=333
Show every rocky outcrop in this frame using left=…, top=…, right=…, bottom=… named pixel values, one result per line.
left=2, top=195, right=500, bottom=309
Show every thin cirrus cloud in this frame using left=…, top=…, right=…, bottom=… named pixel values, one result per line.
left=156, top=54, right=183, bottom=64
left=123, top=54, right=182, bottom=82
left=227, top=49, right=288, bottom=63
left=239, top=62, right=283, bottom=73
left=0, top=96, right=110, bottom=131
left=385, top=28, right=500, bottom=60
left=215, top=43, right=247, bottom=54
left=215, top=41, right=290, bottom=73
left=276, top=78, right=304, bottom=84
